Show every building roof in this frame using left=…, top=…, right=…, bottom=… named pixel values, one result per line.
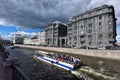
left=46, top=21, right=67, bottom=27
left=72, top=5, right=114, bottom=19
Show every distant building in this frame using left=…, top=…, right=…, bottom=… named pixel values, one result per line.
left=0, top=34, right=1, bottom=40
left=0, top=34, right=2, bottom=44
left=12, top=34, right=24, bottom=44
left=38, top=31, right=45, bottom=45
left=24, top=36, right=39, bottom=45
left=67, top=5, right=117, bottom=49
left=45, top=21, right=67, bottom=47
left=24, top=32, right=45, bottom=46
left=23, top=38, right=31, bottom=45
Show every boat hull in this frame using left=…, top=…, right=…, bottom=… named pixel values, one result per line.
left=34, top=56, right=74, bottom=70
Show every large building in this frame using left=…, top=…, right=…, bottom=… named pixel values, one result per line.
left=45, top=21, right=67, bottom=47
left=67, top=5, right=117, bottom=49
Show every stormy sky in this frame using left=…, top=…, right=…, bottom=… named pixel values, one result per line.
left=0, top=0, right=120, bottom=29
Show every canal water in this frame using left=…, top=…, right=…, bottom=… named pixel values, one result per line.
left=6, top=46, right=120, bottom=80
left=8, top=48, right=83, bottom=80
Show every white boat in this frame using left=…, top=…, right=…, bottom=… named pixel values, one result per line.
left=33, top=50, right=82, bottom=70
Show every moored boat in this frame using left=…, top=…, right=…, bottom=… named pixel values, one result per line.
left=33, top=50, right=82, bottom=70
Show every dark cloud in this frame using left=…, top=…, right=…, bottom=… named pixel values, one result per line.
left=0, top=0, right=120, bottom=29
left=0, top=0, right=91, bottom=29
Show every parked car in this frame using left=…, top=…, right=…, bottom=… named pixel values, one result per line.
left=105, top=46, right=113, bottom=50
left=79, top=46, right=87, bottom=49
left=63, top=45, right=71, bottom=48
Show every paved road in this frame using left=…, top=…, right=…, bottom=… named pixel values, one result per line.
left=7, top=47, right=80, bottom=80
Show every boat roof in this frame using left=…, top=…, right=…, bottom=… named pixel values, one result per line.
left=35, top=50, right=48, bottom=54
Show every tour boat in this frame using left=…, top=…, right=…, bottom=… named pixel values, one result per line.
left=33, top=50, right=82, bottom=70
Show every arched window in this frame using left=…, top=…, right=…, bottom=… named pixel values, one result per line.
left=99, top=42, right=102, bottom=46
left=98, top=34, right=103, bottom=40
left=89, top=42, right=92, bottom=45
left=88, top=35, right=92, bottom=40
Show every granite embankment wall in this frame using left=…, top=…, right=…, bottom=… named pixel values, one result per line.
left=16, top=44, right=120, bottom=60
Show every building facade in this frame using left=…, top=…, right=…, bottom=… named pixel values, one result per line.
left=24, top=38, right=39, bottom=45
left=67, top=5, right=117, bottom=49
left=38, top=31, right=45, bottom=45
left=24, top=32, right=45, bottom=46
left=45, top=21, right=67, bottom=47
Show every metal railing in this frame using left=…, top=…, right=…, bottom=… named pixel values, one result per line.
left=12, top=64, right=31, bottom=80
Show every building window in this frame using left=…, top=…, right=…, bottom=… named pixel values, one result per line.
left=81, top=41, right=85, bottom=45
left=74, top=42, right=77, bottom=45
left=88, top=29, right=92, bottom=33
left=99, top=15, right=102, bottom=19
left=54, top=39, right=56, bottom=42
left=89, top=42, right=92, bottom=45
left=69, top=42, right=71, bottom=45
left=99, top=28, right=102, bottom=32
left=108, top=27, right=112, bottom=32
left=68, top=33, right=72, bottom=36
left=74, top=36, right=77, bottom=41
left=108, top=14, right=111, bottom=18
left=99, top=42, right=102, bottom=46
left=74, top=26, right=77, bottom=30
left=69, top=37, right=71, bottom=41
left=98, top=34, right=103, bottom=40
left=99, top=22, right=102, bottom=26
left=81, top=25, right=83, bottom=30
left=88, top=23, right=92, bottom=28
left=80, top=36, right=85, bottom=43
left=88, top=23, right=92, bottom=33
left=109, top=42, right=113, bottom=46
left=88, top=35, right=92, bottom=40
left=108, top=34, right=112, bottom=39
left=108, top=21, right=112, bottom=24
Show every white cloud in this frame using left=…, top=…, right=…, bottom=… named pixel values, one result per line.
left=1, top=35, right=11, bottom=40
left=10, top=31, right=37, bottom=37
left=116, top=35, right=120, bottom=42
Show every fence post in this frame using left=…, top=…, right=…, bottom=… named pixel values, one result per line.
left=3, top=59, right=20, bottom=80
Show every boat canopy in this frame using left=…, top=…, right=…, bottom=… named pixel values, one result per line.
left=35, top=50, right=48, bottom=54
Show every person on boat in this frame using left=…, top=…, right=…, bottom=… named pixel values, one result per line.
left=56, top=53, right=63, bottom=61
left=52, top=53, right=57, bottom=59
left=73, top=58, right=81, bottom=63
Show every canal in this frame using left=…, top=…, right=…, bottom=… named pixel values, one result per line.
left=6, top=46, right=120, bottom=80
left=7, top=47, right=81, bottom=80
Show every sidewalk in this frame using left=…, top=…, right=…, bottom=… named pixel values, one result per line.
left=0, top=55, right=3, bottom=80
